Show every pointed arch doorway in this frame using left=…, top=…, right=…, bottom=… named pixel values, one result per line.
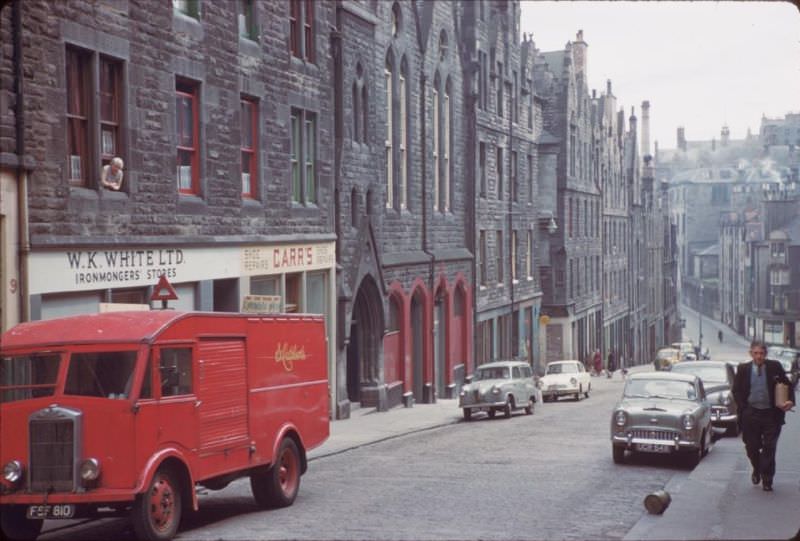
left=346, top=276, right=383, bottom=405
left=410, top=289, right=426, bottom=402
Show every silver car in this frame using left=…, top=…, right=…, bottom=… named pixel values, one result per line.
left=668, top=360, right=738, bottom=436
left=459, top=361, right=538, bottom=420
left=610, top=372, right=713, bottom=466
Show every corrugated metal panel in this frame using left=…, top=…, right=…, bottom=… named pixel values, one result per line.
left=197, top=339, right=248, bottom=450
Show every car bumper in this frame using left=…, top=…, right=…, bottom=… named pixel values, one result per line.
left=459, top=399, right=508, bottom=410
left=611, top=433, right=700, bottom=452
left=710, top=410, right=737, bottom=425
left=540, top=386, right=579, bottom=397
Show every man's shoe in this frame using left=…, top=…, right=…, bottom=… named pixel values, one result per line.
left=751, top=471, right=761, bottom=485
left=762, top=478, right=773, bottom=491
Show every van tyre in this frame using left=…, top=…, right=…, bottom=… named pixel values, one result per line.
left=524, top=398, right=534, bottom=415
left=132, top=467, right=182, bottom=541
left=251, top=437, right=301, bottom=508
left=0, top=506, right=43, bottom=541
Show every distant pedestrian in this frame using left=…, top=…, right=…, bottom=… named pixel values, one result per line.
left=592, top=349, right=602, bottom=376
left=607, top=350, right=616, bottom=378
left=732, top=340, right=795, bottom=492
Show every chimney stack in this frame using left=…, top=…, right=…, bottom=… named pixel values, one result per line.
left=641, top=100, right=651, bottom=159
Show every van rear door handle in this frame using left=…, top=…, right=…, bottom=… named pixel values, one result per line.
left=195, top=400, right=202, bottom=408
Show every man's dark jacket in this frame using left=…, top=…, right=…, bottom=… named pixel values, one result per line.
left=733, top=359, right=795, bottom=426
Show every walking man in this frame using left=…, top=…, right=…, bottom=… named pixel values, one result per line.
left=732, top=340, right=795, bottom=491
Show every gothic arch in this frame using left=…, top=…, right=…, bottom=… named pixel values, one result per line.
left=346, top=275, right=384, bottom=404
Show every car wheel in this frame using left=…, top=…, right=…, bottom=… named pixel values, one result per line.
left=575, top=386, right=582, bottom=401
left=0, top=505, right=43, bottom=541
left=584, top=384, right=590, bottom=398
left=702, top=429, right=711, bottom=457
left=687, top=432, right=705, bottom=468
left=612, top=445, right=626, bottom=464
left=487, top=409, right=496, bottom=419
left=250, top=437, right=301, bottom=509
left=463, top=408, right=472, bottom=421
left=524, top=398, right=534, bottom=415
left=131, top=466, right=183, bottom=541
left=503, top=397, right=513, bottom=418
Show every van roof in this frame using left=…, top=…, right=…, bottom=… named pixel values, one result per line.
left=1, top=311, right=322, bottom=349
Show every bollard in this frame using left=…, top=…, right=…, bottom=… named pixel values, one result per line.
left=644, top=489, right=671, bottom=515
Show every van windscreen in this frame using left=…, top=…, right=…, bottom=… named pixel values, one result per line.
left=65, top=351, right=137, bottom=399
left=0, top=354, right=61, bottom=403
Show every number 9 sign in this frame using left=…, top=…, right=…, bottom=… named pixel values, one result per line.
left=9, top=278, right=17, bottom=294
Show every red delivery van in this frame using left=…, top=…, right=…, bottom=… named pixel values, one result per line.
left=0, top=311, right=329, bottom=541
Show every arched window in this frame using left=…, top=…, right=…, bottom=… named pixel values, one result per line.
left=361, top=85, right=368, bottom=143
left=443, top=77, right=452, bottom=212
left=352, top=81, right=360, bottom=142
left=391, top=2, right=401, bottom=37
left=385, top=54, right=394, bottom=209
left=399, top=56, right=408, bottom=210
left=351, top=187, right=359, bottom=227
left=439, top=30, right=448, bottom=61
left=432, top=72, right=441, bottom=212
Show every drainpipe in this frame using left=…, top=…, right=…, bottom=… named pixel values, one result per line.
left=507, top=69, right=514, bottom=357
left=13, top=0, right=30, bottom=322
left=419, top=72, right=436, bottom=402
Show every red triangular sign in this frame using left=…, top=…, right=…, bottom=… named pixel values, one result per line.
left=150, top=274, right=179, bottom=301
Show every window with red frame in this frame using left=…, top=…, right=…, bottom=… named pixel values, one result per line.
left=289, top=0, right=314, bottom=62
left=66, top=47, right=90, bottom=186
left=176, top=80, right=200, bottom=195
left=240, top=97, right=258, bottom=199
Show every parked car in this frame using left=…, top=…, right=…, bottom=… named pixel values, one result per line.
left=672, top=341, right=694, bottom=358
left=538, top=360, right=591, bottom=402
left=767, top=346, right=799, bottom=388
left=668, top=360, right=738, bottom=436
left=459, top=361, right=538, bottom=420
left=654, top=347, right=681, bottom=371
left=610, top=371, right=713, bottom=467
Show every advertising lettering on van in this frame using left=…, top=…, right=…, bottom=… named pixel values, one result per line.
left=274, top=342, right=307, bottom=372
left=66, top=249, right=186, bottom=286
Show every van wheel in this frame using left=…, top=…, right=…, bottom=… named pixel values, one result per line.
left=132, top=467, right=182, bottom=541
left=251, top=437, right=301, bottom=508
left=503, top=397, right=513, bottom=418
left=524, top=398, right=534, bottom=415
left=0, top=506, right=43, bottom=541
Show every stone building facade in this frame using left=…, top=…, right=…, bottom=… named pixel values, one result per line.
left=0, top=0, right=339, bottom=408
left=534, top=31, right=603, bottom=364
left=461, top=1, right=543, bottom=373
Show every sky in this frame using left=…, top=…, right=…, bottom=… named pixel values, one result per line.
left=519, top=1, right=800, bottom=150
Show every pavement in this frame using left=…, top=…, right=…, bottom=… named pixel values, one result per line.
left=309, top=308, right=800, bottom=541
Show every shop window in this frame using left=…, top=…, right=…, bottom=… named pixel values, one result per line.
left=176, top=79, right=200, bottom=195
left=763, top=321, right=783, bottom=344
left=285, top=273, right=301, bottom=312
left=251, top=276, right=278, bottom=295
left=159, top=348, right=193, bottom=397
left=306, top=272, right=326, bottom=315
left=110, top=288, right=147, bottom=304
